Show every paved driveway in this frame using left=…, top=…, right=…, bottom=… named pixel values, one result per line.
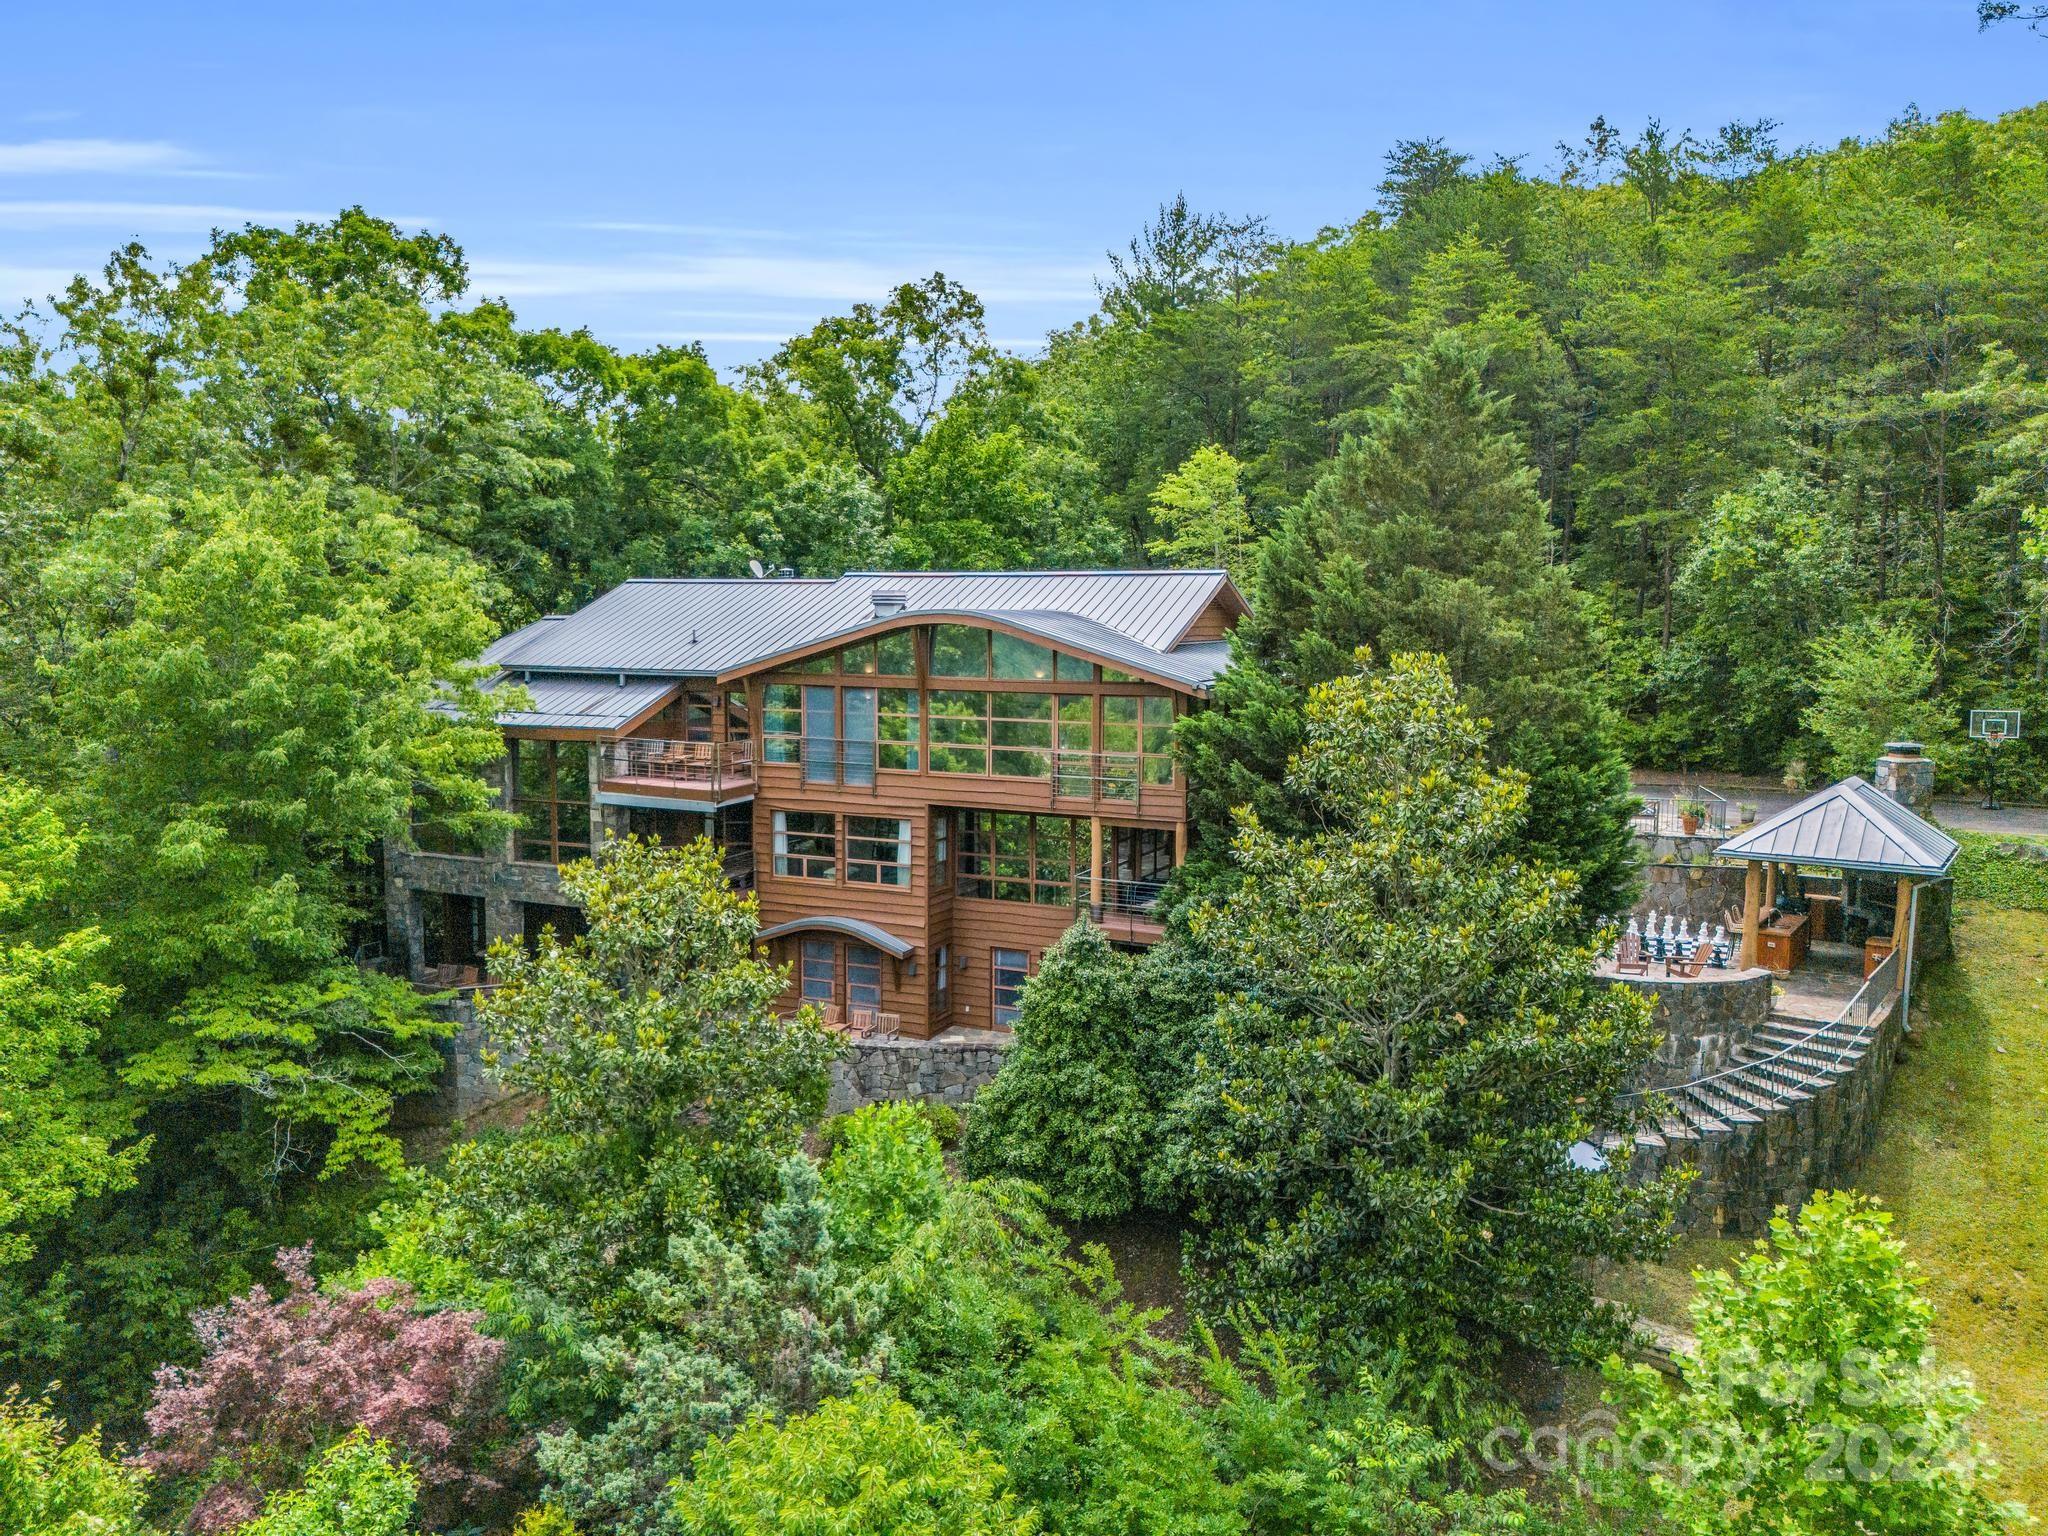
left=1631, top=773, right=2048, bottom=838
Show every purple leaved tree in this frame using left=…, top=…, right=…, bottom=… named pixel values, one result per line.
left=137, top=1246, right=528, bottom=1533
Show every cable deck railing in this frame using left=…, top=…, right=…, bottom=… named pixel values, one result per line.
left=1620, top=946, right=1902, bottom=1132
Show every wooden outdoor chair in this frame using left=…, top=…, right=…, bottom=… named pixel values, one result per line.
left=1665, top=947, right=1711, bottom=980
left=820, top=1002, right=845, bottom=1033
left=873, top=1011, right=901, bottom=1042
left=1612, top=933, right=1651, bottom=976
left=848, top=1007, right=877, bottom=1039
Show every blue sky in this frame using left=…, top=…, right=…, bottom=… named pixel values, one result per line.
left=2, top=2, right=2041, bottom=371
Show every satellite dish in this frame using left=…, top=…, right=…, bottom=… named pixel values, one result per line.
left=748, top=558, right=766, bottom=579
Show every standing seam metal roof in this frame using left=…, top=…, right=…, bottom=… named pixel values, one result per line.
left=483, top=570, right=1239, bottom=679
left=441, top=675, right=677, bottom=732
left=1714, top=776, right=1959, bottom=876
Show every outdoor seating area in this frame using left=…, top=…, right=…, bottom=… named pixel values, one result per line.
left=599, top=737, right=756, bottom=798
left=817, top=1003, right=904, bottom=1042
left=1606, top=911, right=1737, bottom=978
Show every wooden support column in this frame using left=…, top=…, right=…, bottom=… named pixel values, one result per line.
left=1763, top=861, right=1778, bottom=913
left=1739, top=859, right=1763, bottom=970
left=1174, top=818, right=1188, bottom=867
left=1089, top=814, right=1103, bottom=919
left=1893, top=876, right=1913, bottom=958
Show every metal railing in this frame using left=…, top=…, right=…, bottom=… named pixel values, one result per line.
left=602, top=738, right=755, bottom=798
left=1051, top=750, right=1168, bottom=809
left=1624, top=946, right=1903, bottom=1126
left=1078, top=876, right=1167, bottom=922
left=766, top=737, right=1170, bottom=808
left=1632, top=783, right=1730, bottom=837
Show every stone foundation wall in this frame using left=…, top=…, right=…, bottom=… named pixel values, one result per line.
left=1625, top=968, right=1773, bottom=1089
left=1629, top=990, right=1905, bottom=1237
left=397, top=997, right=1012, bottom=1130
left=384, top=845, right=571, bottom=975
left=1636, top=830, right=1731, bottom=869
left=827, top=1036, right=1012, bottom=1115
left=389, top=994, right=522, bottom=1131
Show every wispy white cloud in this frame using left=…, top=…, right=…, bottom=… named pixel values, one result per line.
left=0, top=263, right=80, bottom=302
left=16, top=110, right=83, bottom=127
left=469, top=251, right=1096, bottom=307
left=0, top=201, right=427, bottom=232
left=0, top=138, right=214, bottom=176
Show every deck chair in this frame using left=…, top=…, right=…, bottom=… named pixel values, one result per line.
left=873, top=1011, right=902, bottom=1042
left=848, top=1007, right=877, bottom=1039
left=1612, top=933, right=1651, bottom=976
left=1666, top=947, right=1711, bottom=980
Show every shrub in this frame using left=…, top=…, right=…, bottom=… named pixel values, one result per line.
left=238, top=1431, right=417, bottom=1536
left=960, top=923, right=1151, bottom=1218
left=820, top=1102, right=950, bottom=1270
left=675, top=1385, right=1033, bottom=1536
left=138, top=1245, right=525, bottom=1533
left=535, top=1156, right=877, bottom=1536
left=0, top=1391, right=150, bottom=1536
left=818, top=1099, right=962, bottom=1158
left=1602, top=1191, right=2029, bottom=1535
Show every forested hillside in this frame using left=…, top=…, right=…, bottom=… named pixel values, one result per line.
left=3, top=97, right=2046, bottom=1534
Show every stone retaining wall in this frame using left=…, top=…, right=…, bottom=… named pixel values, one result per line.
left=1625, top=967, right=1773, bottom=1089
left=1636, top=861, right=1749, bottom=928
left=1630, top=990, right=1905, bottom=1237
left=397, top=998, right=1011, bottom=1129
left=827, top=1035, right=1012, bottom=1115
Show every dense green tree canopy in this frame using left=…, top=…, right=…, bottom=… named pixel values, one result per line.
left=1167, top=653, right=1677, bottom=1401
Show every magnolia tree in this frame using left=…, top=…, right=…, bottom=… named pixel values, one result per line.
left=138, top=1245, right=524, bottom=1533
left=430, top=836, right=838, bottom=1320
left=1164, top=651, right=1679, bottom=1410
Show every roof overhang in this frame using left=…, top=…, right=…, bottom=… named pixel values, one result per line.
left=756, top=915, right=916, bottom=959
left=714, top=609, right=1218, bottom=695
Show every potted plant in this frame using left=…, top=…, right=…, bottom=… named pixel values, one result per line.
left=1677, top=795, right=1709, bottom=835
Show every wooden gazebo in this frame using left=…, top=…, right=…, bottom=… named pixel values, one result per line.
left=1716, top=774, right=1958, bottom=981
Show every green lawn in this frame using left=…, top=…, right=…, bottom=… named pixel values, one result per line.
left=1614, top=902, right=2048, bottom=1511
left=1858, top=903, right=2048, bottom=1511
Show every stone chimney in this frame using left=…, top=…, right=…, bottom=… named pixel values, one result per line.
left=1874, top=740, right=1934, bottom=817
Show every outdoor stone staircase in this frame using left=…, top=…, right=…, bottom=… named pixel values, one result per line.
left=1612, top=991, right=1904, bottom=1237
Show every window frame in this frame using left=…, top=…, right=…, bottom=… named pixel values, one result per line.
left=512, top=740, right=592, bottom=865
left=992, top=947, right=1029, bottom=1028
left=773, top=809, right=838, bottom=880
left=845, top=815, right=912, bottom=886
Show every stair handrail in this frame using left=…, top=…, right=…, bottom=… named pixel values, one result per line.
left=1618, top=947, right=1903, bottom=1122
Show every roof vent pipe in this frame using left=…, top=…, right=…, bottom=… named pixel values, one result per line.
left=872, top=589, right=909, bottom=616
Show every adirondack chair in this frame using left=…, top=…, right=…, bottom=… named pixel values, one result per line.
left=1612, top=932, right=1651, bottom=976
left=1666, top=946, right=1711, bottom=980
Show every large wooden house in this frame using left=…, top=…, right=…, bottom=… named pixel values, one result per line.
left=384, top=569, right=1247, bottom=1037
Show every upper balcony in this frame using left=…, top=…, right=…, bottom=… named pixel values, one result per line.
left=762, top=736, right=1181, bottom=816
left=600, top=737, right=757, bottom=804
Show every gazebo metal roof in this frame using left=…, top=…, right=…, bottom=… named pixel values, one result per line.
left=1715, top=776, right=1958, bottom=877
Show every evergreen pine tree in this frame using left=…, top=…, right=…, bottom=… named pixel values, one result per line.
left=1199, top=333, right=1639, bottom=917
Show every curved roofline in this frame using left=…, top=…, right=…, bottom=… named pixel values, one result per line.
left=711, top=609, right=1218, bottom=695
left=757, top=915, right=915, bottom=959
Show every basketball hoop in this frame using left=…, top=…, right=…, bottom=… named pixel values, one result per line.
left=1968, top=709, right=2023, bottom=809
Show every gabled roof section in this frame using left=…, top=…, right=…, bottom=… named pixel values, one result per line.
left=478, top=569, right=1244, bottom=691
left=1716, top=776, right=1959, bottom=876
